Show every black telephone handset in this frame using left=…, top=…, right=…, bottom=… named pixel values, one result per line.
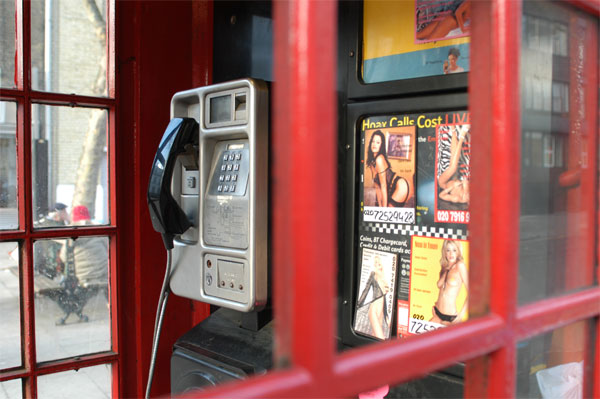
left=147, top=118, right=199, bottom=249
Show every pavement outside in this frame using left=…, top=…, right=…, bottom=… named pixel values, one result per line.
left=0, top=242, right=111, bottom=399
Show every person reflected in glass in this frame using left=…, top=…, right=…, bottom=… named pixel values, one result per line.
left=366, top=130, right=410, bottom=208
left=34, top=203, right=71, bottom=279
left=438, top=125, right=470, bottom=204
left=60, top=205, right=108, bottom=287
left=357, top=255, right=390, bottom=339
left=430, top=240, right=468, bottom=325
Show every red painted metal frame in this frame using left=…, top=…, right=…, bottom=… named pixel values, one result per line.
left=0, top=0, right=120, bottom=396
left=180, top=0, right=599, bottom=398
left=114, top=1, right=213, bottom=397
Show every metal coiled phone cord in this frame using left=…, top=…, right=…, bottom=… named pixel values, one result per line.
left=145, top=249, right=172, bottom=399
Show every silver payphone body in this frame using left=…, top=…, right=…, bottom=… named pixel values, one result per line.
left=163, top=79, right=269, bottom=312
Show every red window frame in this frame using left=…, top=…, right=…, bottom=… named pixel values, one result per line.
left=0, top=0, right=119, bottom=397
left=182, top=0, right=600, bottom=397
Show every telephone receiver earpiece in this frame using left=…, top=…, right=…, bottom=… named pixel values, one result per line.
left=147, top=118, right=199, bottom=249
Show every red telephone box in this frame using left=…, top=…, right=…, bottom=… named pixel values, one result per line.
left=0, top=1, right=597, bottom=398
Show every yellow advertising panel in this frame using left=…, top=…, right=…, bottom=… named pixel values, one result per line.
left=363, top=0, right=471, bottom=82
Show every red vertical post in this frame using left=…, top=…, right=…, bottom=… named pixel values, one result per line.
left=567, top=10, right=599, bottom=395
left=272, top=0, right=338, bottom=394
left=487, top=0, right=521, bottom=397
left=465, top=0, right=495, bottom=394
left=18, top=0, right=37, bottom=397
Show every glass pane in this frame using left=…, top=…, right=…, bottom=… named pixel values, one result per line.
left=362, top=0, right=471, bottom=83
left=0, top=379, right=22, bottom=399
left=0, top=1, right=16, bottom=88
left=0, top=101, right=18, bottom=230
left=519, top=1, right=598, bottom=304
left=37, top=364, right=111, bottom=398
left=0, top=241, right=21, bottom=369
left=31, top=0, right=108, bottom=96
left=32, top=105, right=109, bottom=227
left=516, top=320, right=595, bottom=398
left=34, top=237, right=110, bottom=362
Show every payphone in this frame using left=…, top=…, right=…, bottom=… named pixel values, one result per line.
left=146, top=79, right=270, bottom=396
left=148, top=78, right=269, bottom=310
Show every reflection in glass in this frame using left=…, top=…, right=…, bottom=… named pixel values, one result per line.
left=0, top=101, right=18, bottom=230
left=0, top=1, right=16, bottom=88
left=516, top=320, right=595, bottom=398
left=519, top=2, right=598, bottom=304
left=32, top=105, right=109, bottom=227
left=31, top=0, right=108, bottom=96
left=0, top=241, right=21, bottom=369
left=34, top=237, right=110, bottom=362
left=0, top=379, right=22, bottom=399
left=38, top=364, right=111, bottom=398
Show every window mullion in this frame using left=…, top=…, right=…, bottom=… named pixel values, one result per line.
left=486, top=0, right=522, bottom=397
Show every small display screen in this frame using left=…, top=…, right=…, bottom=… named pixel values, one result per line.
left=227, top=143, right=244, bottom=150
left=210, top=95, right=231, bottom=123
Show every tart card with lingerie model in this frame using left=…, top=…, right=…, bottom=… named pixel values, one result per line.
left=361, top=117, right=416, bottom=225
left=434, top=123, right=471, bottom=223
left=354, top=247, right=398, bottom=340
left=401, top=236, right=468, bottom=337
left=415, top=0, right=471, bottom=44
left=414, top=110, right=470, bottom=227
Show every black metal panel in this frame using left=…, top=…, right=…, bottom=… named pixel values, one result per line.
left=213, top=1, right=273, bottom=83
left=171, top=308, right=273, bottom=394
left=339, top=93, right=468, bottom=349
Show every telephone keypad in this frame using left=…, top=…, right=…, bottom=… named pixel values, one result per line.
left=210, top=148, right=249, bottom=196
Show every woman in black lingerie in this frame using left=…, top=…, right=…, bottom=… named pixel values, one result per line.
left=430, top=239, right=469, bottom=326
left=366, top=130, right=410, bottom=208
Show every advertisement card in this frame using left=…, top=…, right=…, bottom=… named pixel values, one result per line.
left=434, top=123, right=471, bottom=223
left=361, top=119, right=416, bottom=224
left=354, top=247, right=398, bottom=340
left=415, top=0, right=471, bottom=44
left=399, top=236, right=469, bottom=337
left=362, top=0, right=470, bottom=82
left=414, top=110, right=470, bottom=227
